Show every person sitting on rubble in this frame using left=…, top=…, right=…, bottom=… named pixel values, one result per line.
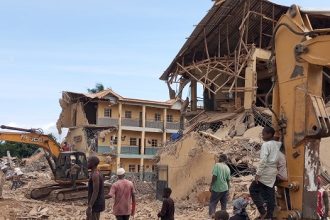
left=66, top=155, right=81, bottom=189
left=229, top=197, right=250, bottom=220
left=158, top=187, right=175, bottom=220
left=249, top=126, right=281, bottom=220
left=214, top=210, right=229, bottom=220
left=209, top=154, right=231, bottom=219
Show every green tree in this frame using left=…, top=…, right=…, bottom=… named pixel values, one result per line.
left=87, top=83, right=105, bottom=94
left=0, top=141, right=39, bottom=158
left=0, top=133, right=59, bottom=158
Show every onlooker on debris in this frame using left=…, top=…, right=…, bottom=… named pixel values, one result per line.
left=86, top=156, right=105, bottom=220
left=11, top=173, right=21, bottom=190
left=107, top=168, right=136, bottom=220
left=215, top=210, right=229, bottom=220
left=0, top=166, right=6, bottom=199
left=61, top=141, right=70, bottom=152
left=249, top=126, right=281, bottom=219
left=317, top=175, right=329, bottom=220
left=158, top=187, right=175, bottom=220
left=67, top=155, right=81, bottom=189
left=229, top=197, right=250, bottom=220
left=276, top=144, right=287, bottom=182
left=209, top=154, right=231, bottom=218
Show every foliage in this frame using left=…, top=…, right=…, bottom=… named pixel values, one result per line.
left=0, top=133, right=59, bottom=158
left=0, top=142, right=39, bottom=158
left=87, top=83, right=105, bottom=94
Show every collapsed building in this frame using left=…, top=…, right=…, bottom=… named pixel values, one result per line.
left=57, top=89, right=182, bottom=180
left=157, top=0, right=330, bottom=200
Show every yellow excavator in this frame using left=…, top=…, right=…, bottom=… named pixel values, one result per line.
left=0, top=125, right=110, bottom=201
left=270, top=5, right=330, bottom=220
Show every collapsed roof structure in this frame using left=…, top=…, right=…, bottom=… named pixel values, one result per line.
left=160, top=0, right=330, bottom=116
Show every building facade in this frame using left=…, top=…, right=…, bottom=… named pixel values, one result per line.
left=57, top=89, right=182, bottom=180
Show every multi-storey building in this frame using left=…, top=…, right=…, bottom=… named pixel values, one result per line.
left=57, top=89, right=182, bottom=180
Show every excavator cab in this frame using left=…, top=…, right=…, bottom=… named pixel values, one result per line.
left=54, top=151, right=89, bottom=183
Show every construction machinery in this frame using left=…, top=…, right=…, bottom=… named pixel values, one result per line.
left=270, top=5, right=330, bottom=219
left=0, top=125, right=109, bottom=201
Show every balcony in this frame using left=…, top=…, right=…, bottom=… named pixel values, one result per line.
left=145, top=147, right=159, bottom=155
left=146, top=121, right=163, bottom=129
left=110, top=146, right=158, bottom=157
left=166, top=122, right=180, bottom=130
left=120, top=146, right=140, bottom=154
left=122, top=118, right=141, bottom=127
left=97, top=118, right=119, bottom=127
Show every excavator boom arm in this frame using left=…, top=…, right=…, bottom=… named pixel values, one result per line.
left=0, top=132, right=61, bottom=158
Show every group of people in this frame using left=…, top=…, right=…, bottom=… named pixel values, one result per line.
left=208, top=126, right=329, bottom=220
left=86, top=156, right=175, bottom=220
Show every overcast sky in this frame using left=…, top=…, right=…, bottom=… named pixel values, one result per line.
left=0, top=0, right=329, bottom=140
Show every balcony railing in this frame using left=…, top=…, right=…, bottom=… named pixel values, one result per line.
left=97, top=118, right=119, bottom=127
left=166, top=122, right=180, bottom=130
left=145, top=147, right=159, bottom=155
left=146, top=120, right=163, bottom=129
left=97, top=118, right=179, bottom=130
left=122, top=118, right=141, bottom=127
left=110, top=146, right=158, bottom=156
left=120, top=146, right=140, bottom=154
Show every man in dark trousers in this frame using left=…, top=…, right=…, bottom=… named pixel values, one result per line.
left=158, top=187, right=175, bottom=220
left=209, top=154, right=231, bottom=218
left=108, top=168, right=136, bottom=220
left=86, top=156, right=105, bottom=220
left=249, top=126, right=281, bottom=219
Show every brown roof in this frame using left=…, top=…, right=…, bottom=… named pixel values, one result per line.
left=160, top=0, right=330, bottom=80
left=63, top=89, right=179, bottom=107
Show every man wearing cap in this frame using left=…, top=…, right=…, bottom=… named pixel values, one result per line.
left=107, top=168, right=136, bottom=220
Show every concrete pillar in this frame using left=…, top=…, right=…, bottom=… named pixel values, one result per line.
left=163, top=108, right=167, bottom=144
left=191, top=80, right=197, bottom=111
left=117, top=102, right=122, bottom=169
left=140, top=105, right=146, bottom=180
left=244, top=55, right=257, bottom=110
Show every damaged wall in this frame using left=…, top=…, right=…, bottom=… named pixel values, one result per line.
left=158, top=133, right=217, bottom=200
left=57, top=99, right=90, bottom=133
left=65, top=127, right=88, bottom=152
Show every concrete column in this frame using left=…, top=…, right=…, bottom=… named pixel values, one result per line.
left=163, top=108, right=167, bottom=144
left=140, top=105, right=146, bottom=180
left=191, top=80, right=197, bottom=111
left=117, top=102, right=122, bottom=169
left=243, top=55, right=257, bottom=110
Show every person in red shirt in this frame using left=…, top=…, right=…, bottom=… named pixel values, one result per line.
left=107, top=168, right=136, bottom=220
left=61, top=142, right=70, bottom=152
left=317, top=176, right=329, bottom=220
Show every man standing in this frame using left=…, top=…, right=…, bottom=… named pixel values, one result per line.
left=249, top=126, right=281, bottom=219
left=158, top=187, right=175, bottom=220
left=317, top=176, right=329, bottom=220
left=108, top=168, right=136, bottom=220
left=86, top=156, right=105, bottom=220
left=0, top=167, right=6, bottom=199
left=209, top=154, right=231, bottom=218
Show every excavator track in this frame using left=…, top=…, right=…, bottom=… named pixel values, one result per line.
left=30, top=183, right=110, bottom=201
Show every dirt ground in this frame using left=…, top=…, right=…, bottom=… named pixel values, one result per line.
left=0, top=175, right=214, bottom=220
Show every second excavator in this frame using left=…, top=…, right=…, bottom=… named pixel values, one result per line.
left=0, top=125, right=109, bottom=201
